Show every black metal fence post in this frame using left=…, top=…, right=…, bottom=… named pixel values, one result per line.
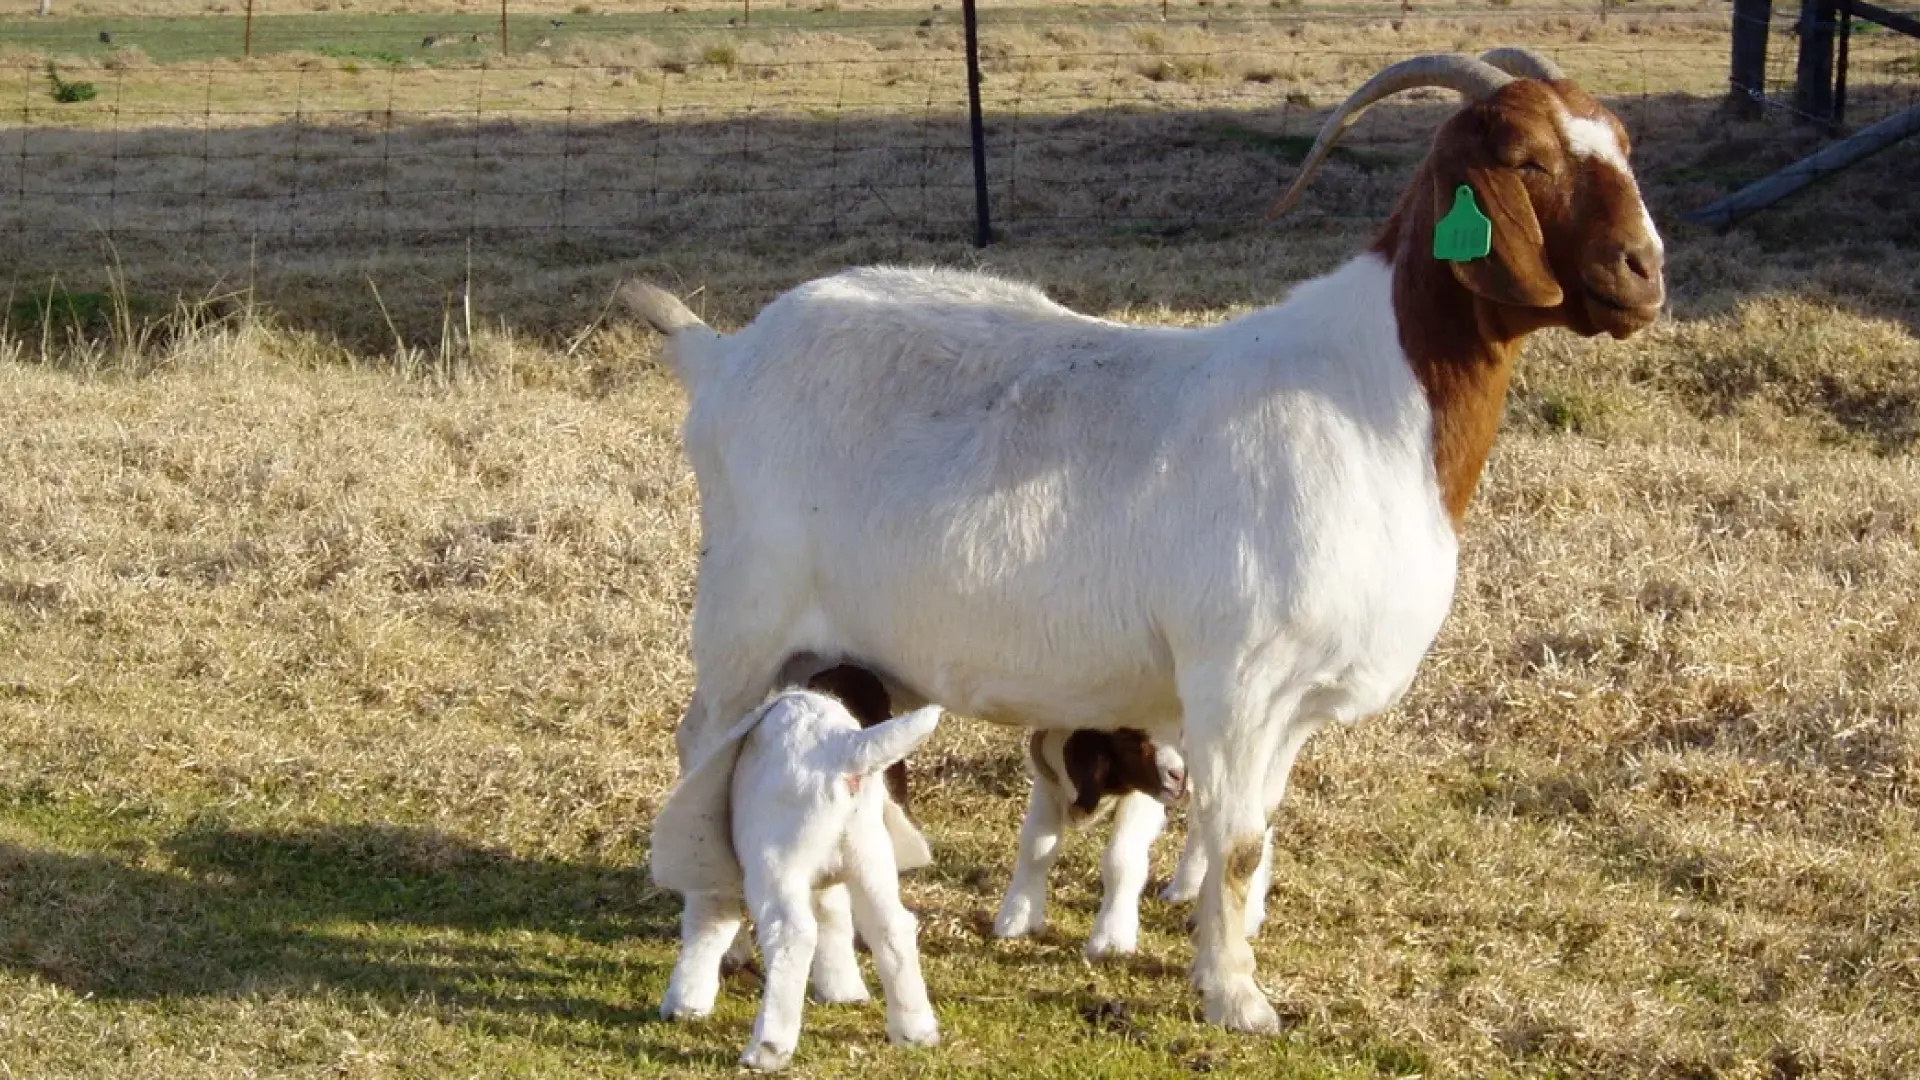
left=1727, top=0, right=1771, bottom=118
left=962, top=0, right=992, bottom=247
left=1833, top=0, right=1853, bottom=127
left=1794, top=0, right=1837, bottom=124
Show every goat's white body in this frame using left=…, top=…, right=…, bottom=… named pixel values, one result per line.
left=659, top=689, right=941, bottom=1071
left=677, top=258, right=1455, bottom=734
left=664, top=255, right=1461, bottom=1031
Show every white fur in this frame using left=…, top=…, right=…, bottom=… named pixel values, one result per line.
left=994, top=732, right=1186, bottom=958
left=1560, top=112, right=1627, bottom=170
left=648, top=252, right=1461, bottom=1034
left=657, top=690, right=942, bottom=1071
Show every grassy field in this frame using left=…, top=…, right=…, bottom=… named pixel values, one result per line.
left=1, top=7, right=1919, bottom=1079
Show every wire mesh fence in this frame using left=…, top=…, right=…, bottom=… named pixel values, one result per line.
left=0, top=1, right=1910, bottom=278
left=1742, top=0, right=1919, bottom=127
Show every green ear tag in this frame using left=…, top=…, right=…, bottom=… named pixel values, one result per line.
left=1433, top=184, right=1493, bottom=262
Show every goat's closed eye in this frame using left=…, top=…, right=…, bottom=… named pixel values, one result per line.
left=1520, top=159, right=1551, bottom=175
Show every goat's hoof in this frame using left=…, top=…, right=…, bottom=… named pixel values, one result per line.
left=993, top=899, right=1044, bottom=939
left=660, top=980, right=718, bottom=1022
left=889, top=1012, right=941, bottom=1048
left=810, top=975, right=871, bottom=1005
left=1084, top=926, right=1138, bottom=960
left=739, top=1042, right=794, bottom=1072
left=660, top=998, right=713, bottom=1022
left=1203, top=979, right=1281, bottom=1035
left=1159, top=880, right=1200, bottom=905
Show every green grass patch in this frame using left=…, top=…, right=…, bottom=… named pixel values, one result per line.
left=45, top=60, right=97, bottom=101
left=7, top=286, right=157, bottom=340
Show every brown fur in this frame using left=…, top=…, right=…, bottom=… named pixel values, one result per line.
left=1035, top=728, right=1183, bottom=818
left=1371, top=80, right=1663, bottom=527
left=804, top=664, right=909, bottom=808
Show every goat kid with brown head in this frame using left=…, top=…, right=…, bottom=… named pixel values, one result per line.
left=995, top=727, right=1186, bottom=960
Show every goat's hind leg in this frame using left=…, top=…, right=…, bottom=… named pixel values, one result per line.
left=845, top=831, right=938, bottom=1048
left=809, top=883, right=869, bottom=1003
left=741, top=880, right=821, bottom=1072
left=669, top=567, right=807, bottom=1016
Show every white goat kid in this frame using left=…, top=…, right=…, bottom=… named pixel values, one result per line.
left=639, top=47, right=1666, bottom=1033
left=650, top=690, right=944, bottom=1071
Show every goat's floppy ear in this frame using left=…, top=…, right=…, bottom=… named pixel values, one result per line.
left=1068, top=746, right=1111, bottom=815
left=1441, top=167, right=1564, bottom=309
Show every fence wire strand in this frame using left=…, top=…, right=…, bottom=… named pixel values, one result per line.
left=0, top=3, right=1914, bottom=261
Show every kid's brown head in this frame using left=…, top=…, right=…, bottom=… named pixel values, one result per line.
left=1060, top=728, right=1187, bottom=816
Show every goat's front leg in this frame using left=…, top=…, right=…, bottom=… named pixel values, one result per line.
left=662, top=890, right=745, bottom=1021
left=809, top=883, right=869, bottom=1003
left=1086, top=791, right=1167, bottom=960
left=741, top=880, right=820, bottom=1072
left=1164, top=827, right=1273, bottom=938
left=1182, top=679, right=1300, bottom=1035
left=993, top=780, right=1068, bottom=939
left=845, top=831, right=939, bottom=1048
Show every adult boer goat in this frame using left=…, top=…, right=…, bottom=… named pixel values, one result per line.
left=633, top=48, right=1665, bottom=1033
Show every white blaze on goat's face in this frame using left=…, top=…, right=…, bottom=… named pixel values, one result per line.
left=1557, top=107, right=1665, bottom=260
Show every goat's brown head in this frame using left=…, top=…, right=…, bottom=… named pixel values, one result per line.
left=1061, top=728, right=1187, bottom=816
left=1266, top=48, right=1665, bottom=341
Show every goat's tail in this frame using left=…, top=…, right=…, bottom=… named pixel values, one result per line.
left=619, top=280, right=720, bottom=388
left=835, top=705, right=942, bottom=781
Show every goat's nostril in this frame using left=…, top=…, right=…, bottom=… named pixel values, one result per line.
left=1624, top=249, right=1656, bottom=283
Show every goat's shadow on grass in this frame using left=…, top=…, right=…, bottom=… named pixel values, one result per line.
left=0, top=822, right=697, bottom=1052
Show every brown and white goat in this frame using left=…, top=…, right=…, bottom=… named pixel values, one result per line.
left=640, top=47, right=1665, bottom=1033
left=994, top=727, right=1186, bottom=959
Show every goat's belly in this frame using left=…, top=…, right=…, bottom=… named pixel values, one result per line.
left=930, top=665, right=1179, bottom=732
left=816, top=596, right=1180, bottom=732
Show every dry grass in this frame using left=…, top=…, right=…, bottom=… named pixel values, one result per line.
left=2, top=12, right=1919, bottom=1080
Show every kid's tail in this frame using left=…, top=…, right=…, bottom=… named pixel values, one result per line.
left=618, top=280, right=723, bottom=390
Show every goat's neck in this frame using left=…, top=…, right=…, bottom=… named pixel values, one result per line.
left=1371, top=181, right=1528, bottom=531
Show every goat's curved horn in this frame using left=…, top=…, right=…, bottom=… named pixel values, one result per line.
left=1263, top=53, right=1512, bottom=222
left=1478, top=46, right=1566, bottom=82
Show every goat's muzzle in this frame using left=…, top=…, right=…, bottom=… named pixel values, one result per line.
left=1580, top=237, right=1665, bottom=339
left=1155, top=745, right=1189, bottom=804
